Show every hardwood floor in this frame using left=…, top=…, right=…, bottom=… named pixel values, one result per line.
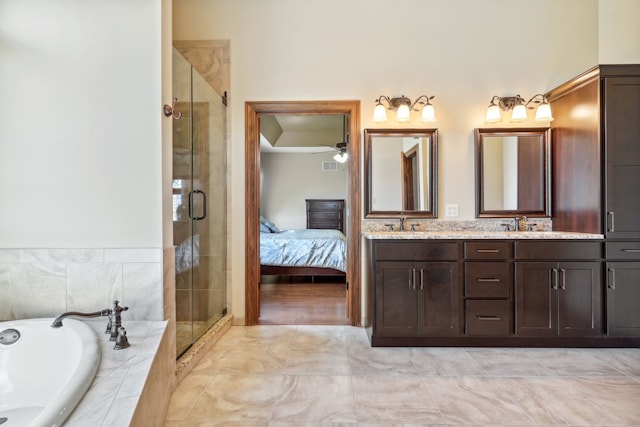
left=259, top=276, right=349, bottom=325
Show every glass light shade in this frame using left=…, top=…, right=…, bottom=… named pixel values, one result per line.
left=333, top=152, right=348, bottom=163
left=510, top=104, right=527, bottom=122
left=372, top=104, right=388, bottom=122
left=485, top=104, right=502, bottom=123
left=421, top=104, right=436, bottom=122
left=395, top=103, right=411, bottom=122
left=535, top=102, right=553, bottom=122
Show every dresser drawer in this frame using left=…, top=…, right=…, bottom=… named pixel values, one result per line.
left=466, top=300, right=511, bottom=336
left=606, top=241, right=640, bottom=260
left=306, top=199, right=344, bottom=211
left=308, top=211, right=341, bottom=221
left=465, top=241, right=512, bottom=260
left=465, top=262, right=511, bottom=298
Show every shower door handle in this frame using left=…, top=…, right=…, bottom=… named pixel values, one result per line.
left=189, top=190, right=207, bottom=221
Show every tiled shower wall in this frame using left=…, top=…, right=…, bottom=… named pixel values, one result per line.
left=0, top=248, right=163, bottom=322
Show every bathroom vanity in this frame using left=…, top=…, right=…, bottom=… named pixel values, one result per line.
left=363, top=231, right=640, bottom=347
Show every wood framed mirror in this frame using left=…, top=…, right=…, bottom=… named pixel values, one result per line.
left=475, top=127, right=551, bottom=218
left=364, top=128, right=438, bottom=218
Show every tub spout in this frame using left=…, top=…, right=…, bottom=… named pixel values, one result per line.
left=51, top=308, right=112, bottom=328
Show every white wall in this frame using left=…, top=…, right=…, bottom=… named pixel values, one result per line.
left=174, top=0, right=608, bottom=322
left=261, top=152, right=347, bottom=230
left=0, top=1, right=169, bottom=322
left=599, top=0, right=640, bottom=64
left=0, top=0, right=164, bottom=248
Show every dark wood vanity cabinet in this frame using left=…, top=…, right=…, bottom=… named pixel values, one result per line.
left=369, top=241, right=461, bottom=342
left=366, top=238, right=640, bottom=346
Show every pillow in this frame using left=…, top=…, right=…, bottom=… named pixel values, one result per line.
left=259, top=215, right=280, bottom=233
left=260, top=223, right=271, bottom=233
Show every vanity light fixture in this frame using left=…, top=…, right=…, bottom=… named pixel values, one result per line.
left=373, top=95, right=436, bottom=123
left=485, top=94, right=553, bottom=123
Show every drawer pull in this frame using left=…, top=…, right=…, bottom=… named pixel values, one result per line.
left=477, top=278, right=500, bottom=282
left=622, top=249, right=640, bottom=253
left=476, top=315, right=501, bottom=321
left=476, top=249, right=500, bottom=253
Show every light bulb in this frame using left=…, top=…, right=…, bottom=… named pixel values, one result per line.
left=421, top=104, right=436, bottom=122
left=333, top=152, right=348, bottom=163
left=372, top=104, right=387, bottom=122
left=396, top=103, right=411, bottom=122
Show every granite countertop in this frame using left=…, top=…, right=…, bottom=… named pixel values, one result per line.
left=362, top=230, right=605, bottom=240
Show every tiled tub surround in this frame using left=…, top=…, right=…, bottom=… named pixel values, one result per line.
left=64, top=319, right=172, bottom=426
left=0, top=248, right=163, bottom=322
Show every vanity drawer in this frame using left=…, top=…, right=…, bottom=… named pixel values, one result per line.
left=465, top=262, right=511, bottom=298
left=606, top=242, right=640, bottom=260
left=465, top=241, right=512, bottom=260
left=515, top=241, right=601, bottom=260
left=466, top=300, right=511, bottom=336
left=373, top=241, right=459, bottom=261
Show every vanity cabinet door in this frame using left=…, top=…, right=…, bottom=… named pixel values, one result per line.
left=515, top=262, right=557, bottom=337
left=516, top=261, right=601, bottom=337
left=557, top=262, right=601, bottom=337
left=417, top=262, right=461, bottom=336
left=374, top=261, right=419, bottom=337
left=606, top=262, right=640, bottom=337
left=604, top=77, right=640, bottom=239
left=373, top=259, right=460, bottom=337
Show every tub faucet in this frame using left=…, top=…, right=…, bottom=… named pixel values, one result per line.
left=106, top=300, right=129, bottom=341
left=51, top=308, right=112, bottom=328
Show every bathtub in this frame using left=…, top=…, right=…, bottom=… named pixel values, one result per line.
left=0, top=318, right=101, bottom=427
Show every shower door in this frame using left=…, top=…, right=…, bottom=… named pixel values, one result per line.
left=173, top=48, right=227, bottom=358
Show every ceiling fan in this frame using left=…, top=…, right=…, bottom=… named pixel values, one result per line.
left=318, top=115, right=349, bottom=163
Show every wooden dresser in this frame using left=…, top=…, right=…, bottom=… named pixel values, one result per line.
left=306, top=199, right=345, bottom=233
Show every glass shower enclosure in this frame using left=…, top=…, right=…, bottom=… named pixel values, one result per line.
left=172, top=47, right=227, bottom=358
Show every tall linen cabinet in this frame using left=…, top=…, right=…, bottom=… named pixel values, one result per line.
left=547, top=64, right=640, bottom=337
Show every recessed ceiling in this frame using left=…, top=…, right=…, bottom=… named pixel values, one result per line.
left=260, top=114, right=345, bottom=153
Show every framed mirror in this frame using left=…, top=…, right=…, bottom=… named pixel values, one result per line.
left=475, top=127, right=551, bottom=218
left=364, top=128, right=438, bottom=218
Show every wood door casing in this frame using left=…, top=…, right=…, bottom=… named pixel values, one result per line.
left=245, top=100, right=361, bottom=326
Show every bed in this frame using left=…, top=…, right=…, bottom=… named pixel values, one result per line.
left=259, top=217, right=347, bottom=277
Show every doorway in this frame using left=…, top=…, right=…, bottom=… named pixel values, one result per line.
left=244, top=101, right=361, bottom=326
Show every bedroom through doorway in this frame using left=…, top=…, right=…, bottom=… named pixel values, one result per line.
left=244, top=101, right=361, bottom=326
left=258, top=114, right=349, bottom=325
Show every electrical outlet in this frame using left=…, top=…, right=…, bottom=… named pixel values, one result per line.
left=445, top=203, right=459, bottom=217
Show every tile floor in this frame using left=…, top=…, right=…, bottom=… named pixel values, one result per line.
left=164, top=325, right=640, bottom=426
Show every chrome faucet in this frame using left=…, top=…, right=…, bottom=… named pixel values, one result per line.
left=399, top=216, right=406, bottom=232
